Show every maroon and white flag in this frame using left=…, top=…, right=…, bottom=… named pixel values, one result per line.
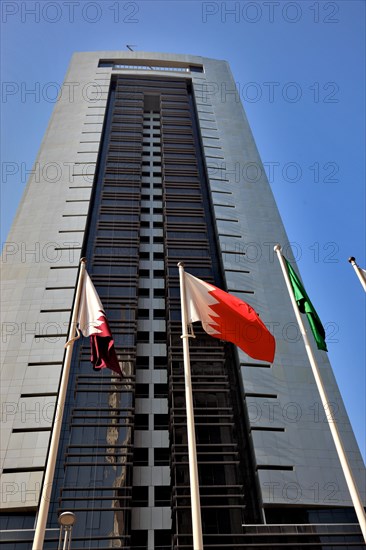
left=77, top=271, right=122, bottom=376
left=184, top=272, right=275, bottom=363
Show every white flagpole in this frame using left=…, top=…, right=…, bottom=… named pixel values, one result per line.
left=348, top=257, right=366, bottom=292
left=178, top=262, right=204, bottom=550
left=274, top=245, right=366, bottom=543
left=32, top=258, right=87, bottom=550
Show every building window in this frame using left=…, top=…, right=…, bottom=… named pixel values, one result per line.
left=130, top=531, right=148, bottom=549
left=154, top=288, right=165, bottom=298
left=131, top=487, right=149, bottom=507
left=133, top=448, right=149, bottom=466
left=135, top=414, right=149, bottom=430
left=154, top=448, right=170, bottom=466
left=154, top=331, right=166, bottom=343
left=154, top=530, right=172, bottom=550
left=154, top=384, right=168, bottom=398
left=154, top=357, right=167, bottom=369
left=154, top=414, right=169, bottom=430
left=154, top=486, right=171, bottom=507
left=137, top=331, right=150, bottom=343
left=153, top=309, right=166, bottom=320
left=137, top=308, right=150, bottom=319
left=135, top=384, right=149, bottom=398
left=136, top=356, right=149, bottom=369
left=138, top=287, right=150, bottom=297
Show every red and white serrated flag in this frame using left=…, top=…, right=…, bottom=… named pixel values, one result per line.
left=77, top=270, right=122, bottom=376
left=184, top=271, right=275, bottom=363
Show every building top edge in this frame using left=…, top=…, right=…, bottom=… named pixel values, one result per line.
left=71, top=50, right=227, bottom=65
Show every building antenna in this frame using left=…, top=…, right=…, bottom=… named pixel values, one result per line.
left=126, top=45, right=137, bottom=51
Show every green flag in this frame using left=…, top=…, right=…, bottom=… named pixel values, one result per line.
left=285, top=259, right=327, bottom=352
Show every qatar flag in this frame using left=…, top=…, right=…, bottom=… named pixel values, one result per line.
left=184, top=272, right=275, bottom=363
left=77, top=271, right=122, bottom=376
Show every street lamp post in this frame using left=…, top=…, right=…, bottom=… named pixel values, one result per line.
left=58, top=512, right=76, bottom=550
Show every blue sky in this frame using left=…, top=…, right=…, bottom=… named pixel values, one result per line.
left=1, top=1, right=365, bottom=461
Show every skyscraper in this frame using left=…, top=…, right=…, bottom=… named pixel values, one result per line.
left=1, top=51, right=365, bottom=549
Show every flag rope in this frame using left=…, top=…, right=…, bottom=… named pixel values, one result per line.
left=64, top=326, right=81, bottom=348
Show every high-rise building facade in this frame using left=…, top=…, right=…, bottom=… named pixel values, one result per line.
left=1, top=52, right=365, bottom=549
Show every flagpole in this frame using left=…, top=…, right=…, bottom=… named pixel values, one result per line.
left=178, top=262, right=204, bottom=550
left=274, top=245, right=366, bottom=542
left=32, top=258, right=87, bottom=550
left=348, top=257, right=366, bottom=292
